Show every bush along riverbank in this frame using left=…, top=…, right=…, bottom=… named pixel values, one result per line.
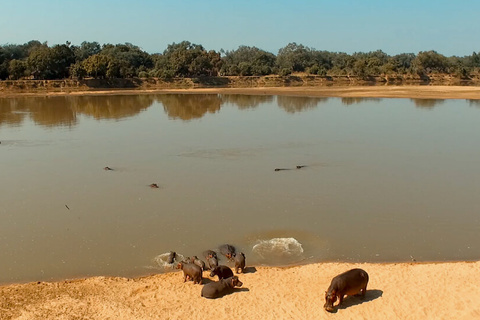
left=1, top=74, right=480, bottom=96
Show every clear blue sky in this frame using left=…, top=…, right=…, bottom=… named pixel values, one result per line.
left=1, top=0, right=479, bottom=57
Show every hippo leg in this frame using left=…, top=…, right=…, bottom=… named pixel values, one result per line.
left=361, top=285, right=367, bottom=298
left=338, top=294, right=345, bottom=306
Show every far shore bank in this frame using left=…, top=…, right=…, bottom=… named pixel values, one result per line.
left=1, top=261, right=479, bottom=319
left=1, top=85, right=480, bottom=100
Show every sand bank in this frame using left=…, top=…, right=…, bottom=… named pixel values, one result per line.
left=2, top=85, right=480, bottom=100
left=1, top=261, right=479, bottom=319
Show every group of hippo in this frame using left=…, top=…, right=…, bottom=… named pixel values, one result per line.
left=167, top=244, right=246, bottom=299
left=167, top=245, right=369, bottom=311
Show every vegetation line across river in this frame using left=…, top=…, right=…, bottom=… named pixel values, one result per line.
left=1, top=40, right=480, bottom=83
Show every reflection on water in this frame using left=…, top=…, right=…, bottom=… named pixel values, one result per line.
left=220, top=94, right=274, bottom=109
left=277, top=96, right=328, bottom=113
left=157, top=94, right=222, bottom=120
left=72, top=95, right=155, bottom=120
left=1, top=94, right=480, bottom=284
left=341, top=97, right=381, bottom=106
left=468, top=99, right=480, bottom=108
left=411, top=98, right=445, bottom=109
left=0, top=95, right=155, bottom=127
left=1, top=94, right=333, bottom=127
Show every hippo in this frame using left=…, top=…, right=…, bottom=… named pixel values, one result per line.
left=219, top=244, right=236, bottom=260
left=233, top=252, right=246, bottom=274
left=104, top=166, right=113, bottom=171
left=189, top=256, right=206, bottom=271
left=210, top=265, right=234, bottom=280
left=201, top=276, right=243, bottom=299
left=167, top=251, right=176, bottom=264
left=176, top=262, right=203, bottom=284
left=203, top=250, right=218, bottom=259
left=206, top=256, right=218, bottom=271
left=324, top=268, right=369, bottom=312
left=149, top=183, right=159, bottom=188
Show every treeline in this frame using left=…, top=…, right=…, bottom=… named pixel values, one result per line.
left=1, top=40, right=480, bottom=80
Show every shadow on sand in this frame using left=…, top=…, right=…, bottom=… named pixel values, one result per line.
left=330, top=289, right=383, bottom=313
left=242, top=266, right=257, bottom=274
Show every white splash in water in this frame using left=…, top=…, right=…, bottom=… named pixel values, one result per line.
left=252, top=237, right=304, bottom=259
left=152, top=252, right=186, bottom=270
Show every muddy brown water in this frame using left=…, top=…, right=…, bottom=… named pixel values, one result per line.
left=1, top=94, right=479, bottom=284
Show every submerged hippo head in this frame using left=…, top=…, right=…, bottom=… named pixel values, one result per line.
left=324, top=290, right=337, bottom=312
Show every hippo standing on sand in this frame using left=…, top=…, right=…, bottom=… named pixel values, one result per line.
left=201, top=276, right=243, bottom=299
left=233, top=252, right=246, bottom=274
left=210, top=265, right=234, bottom=280
left=219, top=244, right=236, bottom=260
left=176, top=262, right=203, bottom=284
left=324, top=268, right=369, bottom=312
left=189, top=256, right=206, bottom=271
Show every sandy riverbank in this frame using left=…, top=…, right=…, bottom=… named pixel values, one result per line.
left=2, top=85, right=480, bottom=100
left=1, top=261, right=479, bottom=320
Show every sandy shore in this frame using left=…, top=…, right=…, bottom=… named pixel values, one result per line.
left=1, top=261, right=479, bottom=320
left=2, top=85, right=480, bottom=100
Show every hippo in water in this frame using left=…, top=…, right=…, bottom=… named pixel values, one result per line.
left=324, top=268, right=369, bottom=312
left=219, top=244, right=236, bottom=260
left=201, top=276, right=243, bottom=299
left=167, top=251, right=176, bottom=264
left=206, top=256, right=218, bottom=271
left=203, top=250, right=218, bottom=260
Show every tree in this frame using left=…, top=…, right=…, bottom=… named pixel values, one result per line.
left=82, top=54, right=109, bottom=78
left=412, top=50, right=450, bottom=75
left=8, top=59, right=27, bottom=79
left=73, top=41, right=101, bottom=61
left=50, top=44, right=76, bottom=78
left=220, top=46, right=275, bottom=76
left=26, top=43, right=75, bottom=79
left=155, top=41, right=219, bottom=77
left=276, top=43, right=314, bottom=72
left=330, top=52, right=356, bottom=75
left=69, top=61, right=86, bottom=79
left=99, top=43, right=153, bottom=77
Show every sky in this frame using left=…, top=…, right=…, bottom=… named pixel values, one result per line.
left=1, top=0, right=479, bottom=57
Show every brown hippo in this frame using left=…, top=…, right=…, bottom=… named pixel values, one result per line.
left=219, top=244, right=236, bottom=260
left=189, top=256, right=206, bottom=271
left=176, top=262, right=203, bottom=284
left=233, top=252, right=246, bottom=274
left=149, top=183, right=159, bottom=188
left=203, top=250, right=218, bottom=259
left=201, top=276, right=243, bottom=299
left=210, top=265, right=234, bottom=280
left=324, top=268, right=369, bottom=312
left=206, top=256, right=218, bottom=271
